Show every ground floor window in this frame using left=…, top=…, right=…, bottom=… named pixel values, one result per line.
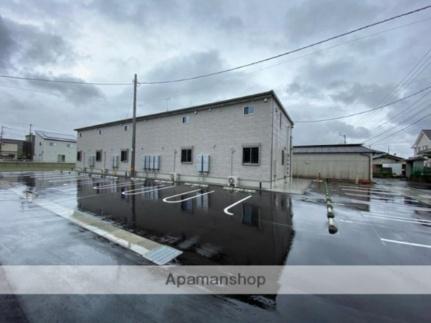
left=96, top=150, right=102, bottom=162
left=281, top=150, right=285, bottom=165
left=121, top=149, right=129, bottom=162
left=243, top=146, right=260, bottom=165
left=77, top=151, right=82, bottom=161
left=57, top=154, right=65, bottom=163
left=181, top=148, right=192, bottom=163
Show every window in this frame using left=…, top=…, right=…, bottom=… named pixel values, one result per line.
left=244, top=106, right=255, bottom=115
left=181, top=148, right=192, bottom=163
left=121, top=149, right=129, bottom=162
left=243, top=146, right=259, bottom=165
left=39, top=142, right=42, bottom=146
left=79, top=132, right=82, bottom=137
left=281, top=150, right=285, bottom=165
left=124, top=125, right=128, bottom=131
left=67, top=143, right=71, bottom=148
left=77, top=151, right=82, bottom=161
left=98, top=129, right=102, bottom=135
left=96, top=150, right=102, bottom=162
left=49, top=142, right=54, bottom=146
left=182, top=116, right=190, bottom=124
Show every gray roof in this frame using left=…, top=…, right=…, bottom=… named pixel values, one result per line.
left=35, top=130, right=76, bottom=143
left=422, top=129, right=431, bottom=139
left=373, top=152, right=405, bottom=161
left=75, top=90, right=293, bottom=131
left=293, top=144, right=376, bottom=154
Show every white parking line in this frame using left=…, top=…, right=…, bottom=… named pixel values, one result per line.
left=121, top=185, right=158, bottom=195
left=93, top=182, right=130, bottom=190
left=162, top=189, right=214, bottom=203
left=341, top=188, right=402, bottom=196
left=361, top=212, right=431, bottom=225
left=123, top=185, right=176, bottom=196
left=223, top=195, right=252, bottom=216
left=381, top=238, right=431, bottom=249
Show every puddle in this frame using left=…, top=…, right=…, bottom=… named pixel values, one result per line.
left=74, top=179, right=295, bottom=266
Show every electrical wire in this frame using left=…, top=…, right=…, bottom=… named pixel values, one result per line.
left=368, top=111, right=431, bottom=146
left=295, top=84, right=431, bottom=123
left=137, top=5, right=431, bottom=85
left=0, top=5, right=429, bottom=86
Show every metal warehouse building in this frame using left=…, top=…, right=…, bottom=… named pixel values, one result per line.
left=292, top=144, right=375, bottom=182
left=75, top=91, right=294, bottom=189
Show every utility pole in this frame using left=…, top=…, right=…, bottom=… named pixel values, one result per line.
left=130, top=74, right=138, bottom=178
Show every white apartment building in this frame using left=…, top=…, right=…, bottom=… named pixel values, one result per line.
left=75, top=91, right=294, bottom=189
left=33, top=131, right=77, bottom=163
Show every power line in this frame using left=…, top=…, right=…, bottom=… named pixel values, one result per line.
left=368, top=110, right=431, bottom=145
left=366, top=102, right=429, bottom=144
left=295, top=85, right=431, bottom=123
left=0, top=6, right=429, bottom=87
left=137, top=5, right=431, bottom=84
left=355, top=46, right=431, bottom=127
left=0, top=74, right=131, bottom=86
left=241, top=15, right=431, bottom=78
left=363, top=92, right=430, bottom=142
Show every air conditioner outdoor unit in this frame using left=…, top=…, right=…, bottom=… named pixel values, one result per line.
left=227, top=176, right=239, bottom=187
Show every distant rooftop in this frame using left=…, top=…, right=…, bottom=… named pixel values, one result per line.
left=422, top=129, right=431, bottom=139
left=35, top=130, right=76, bottom=143
left=293, top=144, right=377, bottom=154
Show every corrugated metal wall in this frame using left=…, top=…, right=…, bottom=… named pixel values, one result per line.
left=292, top=153, right=370, bottom=181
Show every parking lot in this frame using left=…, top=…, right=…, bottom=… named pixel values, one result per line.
left=0, top=171, right=430, bottom=322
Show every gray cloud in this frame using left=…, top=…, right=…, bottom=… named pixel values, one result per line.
left=139, top=50, right=260, bottom=113
left=330, top=82, right=397, bottom=106
left=23, top=73, right=105, bottom=105
left=0, top=15, right=16, bottom=68
left=0, top=0, right=430, bottom=158
left=284, top=0, right=380, bottom=44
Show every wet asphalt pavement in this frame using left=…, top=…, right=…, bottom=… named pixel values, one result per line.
left=0, top=171, right=430, bottom=322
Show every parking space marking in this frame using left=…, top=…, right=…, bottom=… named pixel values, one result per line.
left=121, top=185, right=160, bottom=195
left=361, top=212, right=431, bottom=225
left=162, top=189, right=215, bottom=203
left=123, top=185, right=176, bottom=196
left=93, top=182, right=130, bottom=190
left=341, top=188, right=402, bottom=196
left=223, top=195, right=252, bottom=216
left=381, top=238, right=431, bottom=249
left=343, top=192, right=417, bottom=201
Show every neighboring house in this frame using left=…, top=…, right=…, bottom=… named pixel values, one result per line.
left=372, top=153, right=406, bottom=177
left=75, top=91, right=294, bottom=189
left=406, top=129, right=431, bottom=179
left=0, top=138, right=25, bottom=160
left=412, top=129, right=431, bottom=158
left=292, top=144, right=376, bottom=182
left=33, top=131, right=77, bottom=163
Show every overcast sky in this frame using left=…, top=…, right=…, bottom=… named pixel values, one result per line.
left=1, top=0, right=430, bottom=157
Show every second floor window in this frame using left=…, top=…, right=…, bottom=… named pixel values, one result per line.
left=77, top=151, right=82, bottom=161
left=244, top=106, right=255, bottom=115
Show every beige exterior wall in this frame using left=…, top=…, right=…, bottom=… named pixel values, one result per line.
left=271, top=103, right=292, bottom=181
left=76, top=95, right=293, bottom=188
left=33, top=134, right=77, bottom=163
left=292, top=153, right=372, bottom=181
